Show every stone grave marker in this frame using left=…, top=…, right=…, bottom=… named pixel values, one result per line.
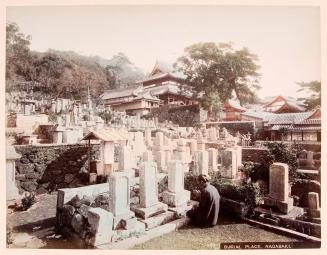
left=162, top=160, right=190, bottom=210
left=133, top=162, right=168, bottom=219
left=108, top=172, right=137, bottom=229
left=264, top=163, right=294, bottom=214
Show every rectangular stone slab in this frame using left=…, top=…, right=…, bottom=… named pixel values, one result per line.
left=139, top=211, right=176, bottom=230
left=132, top=202, right=168, bottom=219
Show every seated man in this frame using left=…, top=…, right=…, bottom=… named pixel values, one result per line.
left=186, top=174, right=220, bottom=228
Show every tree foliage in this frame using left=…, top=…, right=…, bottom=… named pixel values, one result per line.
left=6, top=22, right=32, bottom=83
left=297, top=81, right=321, bottom=110
left=265, top=142, right=299, bottom=182
left=174, top=42, right=261, bottom=106
left=6, top=22, right=143, bottom=100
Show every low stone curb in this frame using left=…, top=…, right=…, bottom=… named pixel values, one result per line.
left=96, top=217, right=190, bottom=249
left=243, top=217, right=321, bottom=243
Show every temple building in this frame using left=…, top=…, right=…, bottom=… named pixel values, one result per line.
left=263, top=108, right=321, bottom=141
left=262, top=95, right=306, bottom=113
left=221, top=100, right=247, bottom=121
left=100, top=61, right=196, bottom=115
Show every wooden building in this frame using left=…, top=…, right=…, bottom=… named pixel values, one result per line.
left=264, top=108, right=321, bottom=142
left=100, top=61, right=196, bottom=115
left=262, top=95, right=306, bottom=113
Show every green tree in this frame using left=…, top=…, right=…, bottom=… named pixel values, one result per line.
left=6, top=22, right=32, bottom=86
left=174, top=42, right=261, bottom=106
left=265, top=142, right=299, bottom=182
left=297, top=81, right=321, bottom=110
left=202, top=91, right=223, bottom=121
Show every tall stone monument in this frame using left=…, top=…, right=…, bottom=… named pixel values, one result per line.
left=162, top=160, right=190, bottom=210
left=264, top=163, right=293, bottom=214
left=108, top=172, right=137, bottom=229
left=133, top=162, right=168, bottom=219
left=220, top=148, right=237, bottom=179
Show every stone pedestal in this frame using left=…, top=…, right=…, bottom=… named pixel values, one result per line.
left=108, top=172, right=137, bottom=229
left=163, top=160, right=190, bottom=208
left=264, top=163, right=293, bottom=214
left=87, top=208, right=113, bottom=246
left=6, top=146, right=21, bottom=201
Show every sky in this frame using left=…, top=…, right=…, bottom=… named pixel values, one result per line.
left=6, top=5, right=321, bottom=99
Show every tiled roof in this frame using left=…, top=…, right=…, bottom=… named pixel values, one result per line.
left=82, top=129, right=130, bottom=142
left=241, top=110, right=275, bottom=120
left=271, top=124, right=292, bottom=130
left=266, top=110, right=319, bottom=125
left=144, top=83, right=193, bottom=98
left=100, top=85, right=142, bottom=100
left=137, top=61, right=186, bottom=83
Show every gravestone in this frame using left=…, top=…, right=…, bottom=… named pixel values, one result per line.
left=220, top=149, right=237, bottom=179
left=207, top=148, right=218, bottom=172
left=153, top=132, right=167, bottom=172
left=133, top=132, right=146, bottom=157
left=162, top=160, right=190, bottom=209
left=100, top=141, right=115, bottom=176
left=133, top=162, right=168, bottom=219
left=188, top=139, right=198, bottom=156
left=235, top=145, right=242, bottom=168
left=194, top=150, right=209, bottom=176
left=297, top=150, right=316, bottom=170
left=208, top=127, right=217, bottom=141
left=6, top=146, right=21, bottom=200
left=264, top=163, right=293, bottom=214
left=118, top=145, right=132, bottom=171
left=143, top=150, right=154, bottom=162
left=175, top=138, right=191, bottom=172
left=307, top=192, right=320, bottom=218
left=145, top=129, right=153, bottom=147
left=108, top=172, right=137, bottom=229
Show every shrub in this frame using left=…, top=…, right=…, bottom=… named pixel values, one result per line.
left=185, top=173, right=263, bottom=214
left=239, top=161, right=255, bottom=178
left=21, top=192, right=36, bottom=211
left=264, top=142, right=299, bottom=182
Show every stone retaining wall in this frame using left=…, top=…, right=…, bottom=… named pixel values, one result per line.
left=14, top=144, right=100, bottom=194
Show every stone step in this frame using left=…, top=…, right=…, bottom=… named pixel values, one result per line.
left=97, top=217, right=190, bottom=249
left=138, top=211, right=175, bottom=230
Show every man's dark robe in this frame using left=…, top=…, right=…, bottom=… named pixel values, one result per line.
left=187, top=183, right=220, bottom=227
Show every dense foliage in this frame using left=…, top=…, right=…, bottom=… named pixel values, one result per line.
left=297, top=81, right=321, bottom=110
left=174, top=42, right=261, bottom=107
left=265, top=142, right=299, bottom=182
left=6, top=22, right=143, bottom=100
left=184, top=173, right=263, bottom=214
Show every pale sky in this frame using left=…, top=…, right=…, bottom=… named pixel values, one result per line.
left=6, top=5, right=321, bottom=98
